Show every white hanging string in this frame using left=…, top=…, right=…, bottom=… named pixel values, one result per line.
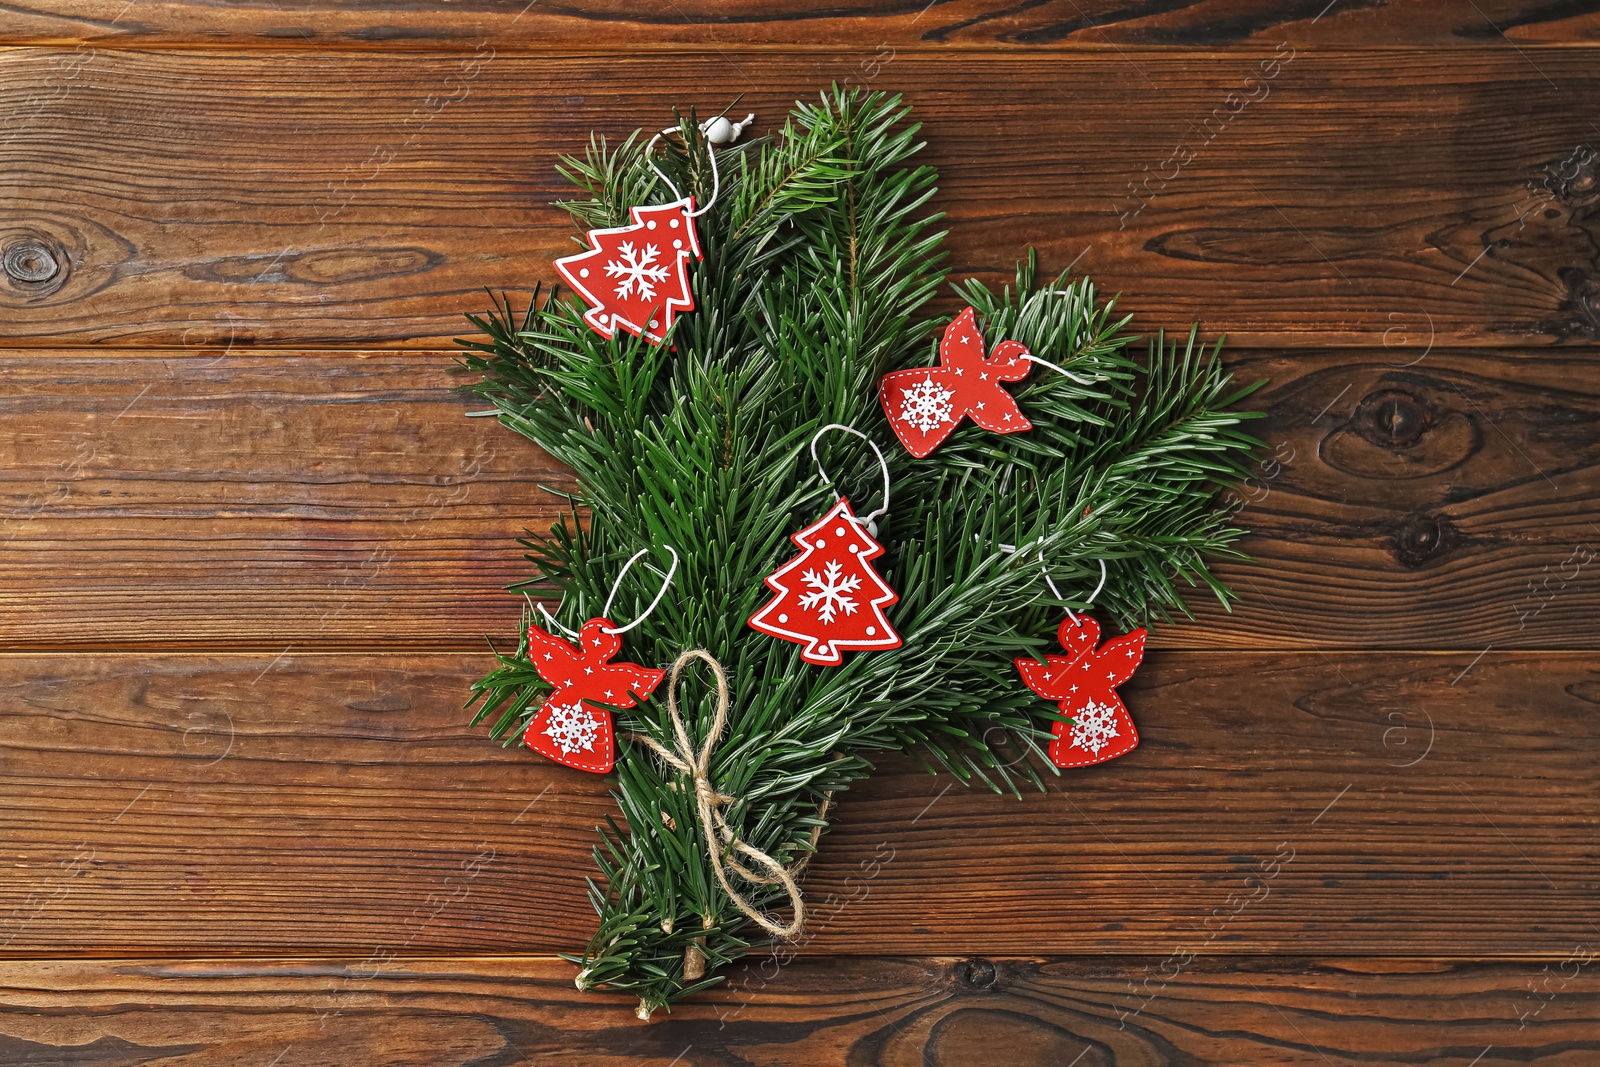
left=602, top=545, right=680, bottom=635
left=527, top=545, right=679, bottom=639
left=529, top=593, right=580, bottom=639
left=645, top=125, right=722, bottom=218
left=1038, top=556, right=1064, bottom=600
left=995, top=542, right=1108, bottom=622
left=1022, top=352, right=1096, bottom=386
left=809, top=423, right=891, bottom=526
left=1048, top=556, right=1107, bottom=623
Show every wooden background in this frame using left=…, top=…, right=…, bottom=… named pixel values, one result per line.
left=2, top=3, right=1598, bottom=1063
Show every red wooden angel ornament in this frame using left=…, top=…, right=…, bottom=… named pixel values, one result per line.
left=1014, top=562, right=1147, bottom=768
left=1016, top=614, right=1146, bottom=768
left=523, top=548, right=678, bottom=773
left=749, top=426, right=901, bottom=665
left=879, top=306, right=1034, bottom=457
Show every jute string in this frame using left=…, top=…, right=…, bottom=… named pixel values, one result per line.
left=629, top=650, right=807, bottom=949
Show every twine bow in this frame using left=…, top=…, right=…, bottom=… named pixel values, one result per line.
left=631, top=650, right=806, bottom=940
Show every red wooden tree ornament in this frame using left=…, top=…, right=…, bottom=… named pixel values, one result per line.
left=748, top=497, right=902, bottom=666
left=879, top=306, right=1033, bottom=458
left=554, top=198, right=702, bottom=345
left=523, top=617, right=666, bottom=773
left=1014, top=615, right=1147, bottom=768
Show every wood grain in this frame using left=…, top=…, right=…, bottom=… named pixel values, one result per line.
left=5, top=0, right=1599, bottom=50
left=0, top=651, right=1592, bottom=957
left=3, top=351, right=1596, bottom=652
left=3, top=23, right=1597, bottom=1052
left=3, top=49, right=1600, bottom=348
left=0, top=353, right=559, bottom=651
left=0, top=956, right=1594, bottom=1065
left=1167, top=347, right=1600, bottom=648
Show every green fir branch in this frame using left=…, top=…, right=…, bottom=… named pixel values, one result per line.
left=457, top=87, right=1262, bottom=1016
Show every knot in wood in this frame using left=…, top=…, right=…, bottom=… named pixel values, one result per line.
left=1354, top=389, right=1429, bottom=449
left=956, top=957, right=997, bottom=990
left=1392, top=512, right=1460, bottom=569
left=3, top=239, right=61, bottom=284
left=1555, top=268, right=1600, bottom=339
left=1551, top=145, right=1599, bottom=206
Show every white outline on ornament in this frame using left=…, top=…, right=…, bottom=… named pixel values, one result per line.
left=747, top=497, right=901, bottom=664
left=553, top=197, right=703, bottom=345
left=809, top=423, right=891, bottom=528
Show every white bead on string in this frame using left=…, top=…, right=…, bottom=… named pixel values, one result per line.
left=700, top=111, right=755, bottom=145
left=646, top=111, right=755, bottom=219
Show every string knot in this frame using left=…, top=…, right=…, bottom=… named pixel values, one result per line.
left=630, top=649, right=806, bottom=940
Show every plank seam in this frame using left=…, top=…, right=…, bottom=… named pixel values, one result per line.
left=6, top=42, right=1600, bottom=56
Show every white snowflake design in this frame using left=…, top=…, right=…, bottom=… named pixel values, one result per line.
left=604, top=241, right=672, bottom=301
left=898, top=375, right=956, bottom=434
left=1068, top=700, right=1120, bottom=755
left=543, top=701, right=602, bottom=755
left=797, top=558, right=862, bottom=625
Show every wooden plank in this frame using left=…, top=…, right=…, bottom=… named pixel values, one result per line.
left=0, top=353, right=561, bottom=651
left=0, top=651, right=1592, bottom=957
left=3, top=351, right=1596, bottom=652
left=1166, top=347, right=1600, bottom=649
left=5, top=1, right=1599, bottom=50
left=3, top=49, right=1599, bottom=349
left=0, top=956, right=1594, bottom=1064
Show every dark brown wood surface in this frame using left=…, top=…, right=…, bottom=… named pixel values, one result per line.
left=0, top=651, right=1591, bottom=957
left=3, top=49, right=1600, bottom=349
left=4, top=0, right=1599, bottom=49
left=1, top=8, right=1597, bottom=1064
left=0, top=956, right=1595, bottom=1065
left=0, top=353, right=558, bottom=651
left=1, top=350, right=1596, bottom=651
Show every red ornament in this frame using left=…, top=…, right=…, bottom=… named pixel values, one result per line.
left=748, top=497, right=901, bottom=666
left=1014, top=615, right=1146, bottom=769
left=554, top=198, right=702, bottom=345
left=878, top=306, right=1033, bottom=458
left=523, top=617, right=666, bottom=773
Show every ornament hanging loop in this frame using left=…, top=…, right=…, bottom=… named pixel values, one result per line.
left=531, top=595, right=580, bottom=639
left=1022, top=352, right=1096, bottom=386
left=1043, top=556, right=1107, bottom=620
left=602, top=545, right=680, bottom=635
left=645, top=111, right=752, bottom=219
left=809, top=423, right=891, bottom=529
